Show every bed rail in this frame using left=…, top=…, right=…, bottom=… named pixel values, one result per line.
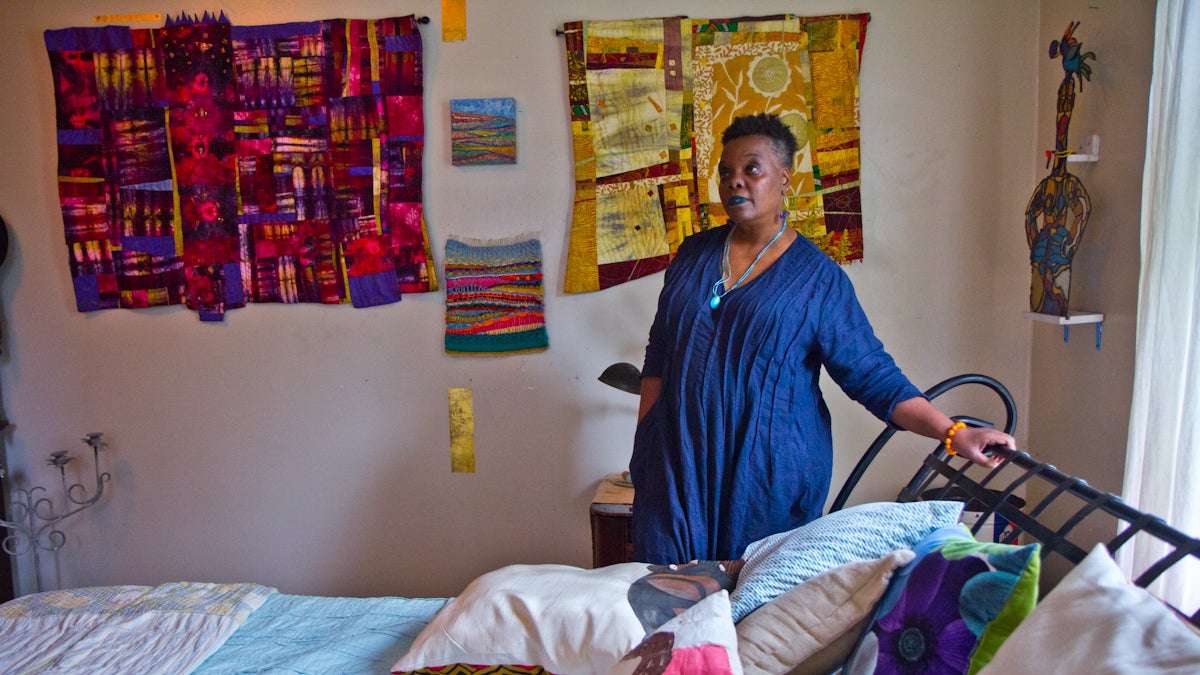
left=830, top=373, right=1200, bottom=627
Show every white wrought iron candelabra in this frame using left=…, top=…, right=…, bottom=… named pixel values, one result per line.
left=0, top=432, right=111, bottom=592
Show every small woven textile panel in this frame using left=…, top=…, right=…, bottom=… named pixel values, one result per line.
left=444, top=236, right=548, bottom=356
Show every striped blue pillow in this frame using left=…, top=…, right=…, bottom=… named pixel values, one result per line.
left=729, top=501, right=965, bottom=622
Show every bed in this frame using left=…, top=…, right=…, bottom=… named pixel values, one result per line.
left=2, top=375, right=1199, bottom=675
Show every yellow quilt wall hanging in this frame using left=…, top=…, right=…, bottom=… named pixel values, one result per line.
left=561, top=14, right=869, bottom=293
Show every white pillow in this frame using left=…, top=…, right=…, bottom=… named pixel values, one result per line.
left=736, top=549, right=915, bottom=675
left=393, top=561, right=738, bottom=675
left=729, top=501, right=963, bottom=621
left=979, top=543, right=1200, bottom=674
left=610, top=591, right=743, bottom=675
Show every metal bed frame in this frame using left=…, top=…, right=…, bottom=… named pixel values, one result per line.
left=829, top=373, right=1200, bottom=627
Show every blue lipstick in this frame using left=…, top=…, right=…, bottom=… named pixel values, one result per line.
left=727, top=196, right=748, bottom=206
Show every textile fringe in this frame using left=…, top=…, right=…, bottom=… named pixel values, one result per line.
left=447, top=231, right=542, bottom=248
left=165, top=10, right=229, bottom=26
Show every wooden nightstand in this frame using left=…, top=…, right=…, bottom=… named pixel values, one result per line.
left=590, top=474, right=634, bottom=567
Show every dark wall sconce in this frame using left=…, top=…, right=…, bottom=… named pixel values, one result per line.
left=597, top=362, right=641, bottom=395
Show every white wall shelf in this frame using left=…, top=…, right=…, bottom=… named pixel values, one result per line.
left=1025, top=310, right=1105, bottom=349
left=1066, top=134, right=1100, bottom=162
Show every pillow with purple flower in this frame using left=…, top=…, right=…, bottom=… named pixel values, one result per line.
left=843, top=529, right=1040, bottom=675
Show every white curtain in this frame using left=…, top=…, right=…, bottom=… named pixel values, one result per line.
left=1122, top=0, right=1200, bottom=615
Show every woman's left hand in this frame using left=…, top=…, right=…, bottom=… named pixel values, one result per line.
left=890, top=396, right=1018, bottom=470
left=951, top=426, right=1016, bottom=468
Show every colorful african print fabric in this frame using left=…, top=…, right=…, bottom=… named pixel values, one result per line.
left=444, top=236, right=548, bottom=356
left=398, top=662, right=549, bottom=667
left=44, top=12, right=435, bottom=321
left=561, top=14, right=869, bottom=293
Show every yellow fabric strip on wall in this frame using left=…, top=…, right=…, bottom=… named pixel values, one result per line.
left=94, top=14, right=162, bottom=23
left=448, top=387, right=476, bottom=473
left=442, top=0, right=466, bottom=42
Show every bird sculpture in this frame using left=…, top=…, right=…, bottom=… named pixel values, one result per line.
left=1025, top=22, right=1096, bottom=316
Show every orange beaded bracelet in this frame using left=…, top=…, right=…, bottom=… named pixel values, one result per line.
left=944, top=421, right=967, bottom=455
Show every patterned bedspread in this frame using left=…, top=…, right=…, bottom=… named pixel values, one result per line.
left=0, top=582, right=275, bottom=674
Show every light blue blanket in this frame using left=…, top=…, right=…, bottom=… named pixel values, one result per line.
left=192, top=593, right=448, bottom=674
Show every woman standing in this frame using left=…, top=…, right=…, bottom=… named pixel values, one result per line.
left=631, top=113, right=1014, bottom=565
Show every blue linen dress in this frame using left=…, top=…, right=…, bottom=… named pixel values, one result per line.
left=632, top=225, right=924, bottom=564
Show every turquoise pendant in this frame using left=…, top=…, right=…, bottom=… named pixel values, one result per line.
left=709, top=295, right=721, bottom=309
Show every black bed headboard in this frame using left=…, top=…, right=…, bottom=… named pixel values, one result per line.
left=830, top=373, right=1200, bottom=627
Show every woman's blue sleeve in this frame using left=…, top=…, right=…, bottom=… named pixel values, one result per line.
left=642, top=235, right=701, bottom=379
left=814, top=266, right=925, bottom=426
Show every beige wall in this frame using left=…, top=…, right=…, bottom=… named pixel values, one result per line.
left=1026, top=0, right=1155, bottom=583
left=0, top=0, right=1078, bottom=598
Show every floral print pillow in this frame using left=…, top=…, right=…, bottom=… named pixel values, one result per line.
left=610, top=591, right=743, bottom=675
left=844, top=533, right=1040, bottom=675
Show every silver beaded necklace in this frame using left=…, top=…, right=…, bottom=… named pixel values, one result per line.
left=709, top=216, right=788, bottom=310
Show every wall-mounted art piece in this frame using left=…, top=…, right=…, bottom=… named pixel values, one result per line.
left=1026, top=22, right=1096, bottom=317
left=559, top=14, right=870, bottom=294
left=444, top=235, right=548, bottom=356
left=693, top=14, right=870, bottom=265
left=448, top=387, right=475, bottom=473
left=442, top=0, right=466, bottom=42
left=44, top=13, right=436, bottom=322
left=450, top=98, right=517, bottom=166
left=560, top=16, right=693, bottom=293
